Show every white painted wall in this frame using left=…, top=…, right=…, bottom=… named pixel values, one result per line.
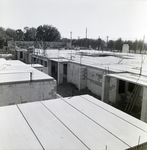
left=0, top=80, right=56, bottom=106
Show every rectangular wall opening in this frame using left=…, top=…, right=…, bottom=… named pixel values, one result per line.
left=118, top=80, right=126, bottom=93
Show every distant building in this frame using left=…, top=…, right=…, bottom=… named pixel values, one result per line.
left=122, top=44, right=129, bottom=53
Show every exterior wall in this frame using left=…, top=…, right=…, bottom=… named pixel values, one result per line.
left=67, top=63, right=81, bottom=89
left=33, top=67, right=48, bottom=74
left=8, top=41, right=34, bottom=48
left=87, top=67, right=104, bottom=98
left=59, top=63, right=63, bottom=84
left=79, top=66, right=87, bottom=90
left=48, top=60, right=52, bottom=76
left=67, top=63, right=87, bottom=90
left=102, top=75, right=110, bottom=103
left=141, top=86, right=147, bottom=123
left=122, top=44, right=129, bottom=53
left=116, top=80, right=143, bottom=108
left=32, top=56, right=49, bottom=75
left=16, top=51, right=24, bottom=61
left=109, top=77, right=118, bottom=103
left=0, top=80, right=56, bottom=106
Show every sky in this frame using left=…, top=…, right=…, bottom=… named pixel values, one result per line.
left=0, top=0, right=147, bottom=41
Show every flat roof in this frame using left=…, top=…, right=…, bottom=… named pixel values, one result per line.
left=27, top=64, right=44, bottom=68
left=107, top=73, right=147, bottom=86
left=0, top=59, right=54, bottom=84
left=0, top=95, right=147, bottom=150
left=34, top=49, right=147, bottom=76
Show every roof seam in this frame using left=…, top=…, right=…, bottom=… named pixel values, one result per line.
left=40, top=101, right=90, bottom=150
left=16, top=104, right=45, bottom=150
left=61, top=96, right=131, bottom=148
left=81, top=95, right=147, bottom=134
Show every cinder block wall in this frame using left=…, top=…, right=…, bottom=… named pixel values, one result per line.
left=108, top=77, right=118, bottom=103
left=59, top=63, right=63, bottom=84
left=0, top=80, right=56, bottom=106
left=67, top=63, right=81, bottom=89
left=87, top=67, right=104, bottom=98
left=67, top=62, right=87, bottom=90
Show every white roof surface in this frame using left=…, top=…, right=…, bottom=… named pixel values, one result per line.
left=108, top=73, right=147, bottom=86
left=0, top=59, right=53, bottom=84
left=0, top=95, right=147, bottom=150
left=34, top=49, right=147, bottom=76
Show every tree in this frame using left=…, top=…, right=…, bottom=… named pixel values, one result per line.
left=0, top=27, right=6, bottom=48
left=0, top=27, right=5, bottom=39
left=36, top=25, right=61, bottom=41
left=97, top=38, right=102, bottom=50
left=15, top=29, right=24, bottom=41
left=108, top=40, right=115, bottom=51
left=24, top=27, right=36, bottom=41
left=5, top=28, right=16, bottom=40
left=115, top=38, right=123, bottom=51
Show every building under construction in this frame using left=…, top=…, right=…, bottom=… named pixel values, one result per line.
left=0, top=42, right=146, bottom=149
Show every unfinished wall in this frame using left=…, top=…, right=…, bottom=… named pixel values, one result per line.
left=67, top=63, right=80, bottom=89
left=87, top=67, right=104, bottom=98
left=33, top=67, right=48, bottom=75
left=108, top=77, right=118, bottom=103
left=48, top=60, right=52, bottom=76
left=59, top=63, right=63, bottom=84
left=31, top=56, right=49, bottom=75
left=141, top=86, right=147, bottom=123
left=0, top=80, right=56, bottom=106
left=67, top=63, right=87, bottom=90
left=116, top=81, right=143, bottom=109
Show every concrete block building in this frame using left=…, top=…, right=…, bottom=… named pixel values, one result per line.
left=0, top=58, right=56, bottom=106
left=7, top=47, right=147, bottom=123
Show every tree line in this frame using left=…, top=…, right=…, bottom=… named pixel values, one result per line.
left=71, top=38, right=147, bottom=52
left=0, top=25, right=61, bottom=48
left=0, top=24, right=146, bottom=52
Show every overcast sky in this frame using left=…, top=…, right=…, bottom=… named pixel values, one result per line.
left=0, top=0, right=147, bottom=41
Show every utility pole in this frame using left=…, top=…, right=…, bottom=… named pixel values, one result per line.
left=140, top=35, right=145, bottom=75
left=86, top=27, right=87, bottom=39
left=70, top=32, right=72, bottom=60
left=58, top=49, right=60, bottom=85
left=85, top=28, right=88, bottom=48
left=106, top=36, right=109, bottom=51
left=70, top=31, right=72, bottom=48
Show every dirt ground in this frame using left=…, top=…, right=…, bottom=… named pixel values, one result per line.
left=57, top=83, right=101, bottom=99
